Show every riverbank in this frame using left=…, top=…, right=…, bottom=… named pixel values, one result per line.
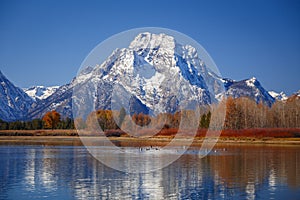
left=0, top=129, right=300, bottom=146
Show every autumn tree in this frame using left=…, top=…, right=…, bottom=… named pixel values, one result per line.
left=284, top=96, right=300, bottom=128
left=96, top=110, right=117, bottom=130
left=42, top=110, right=61, bottom=130
left=180, top=110, right=197, bottom=129
left=224, top=97, right=244, bottom=129
left=132, top=113, right=151, bottom=127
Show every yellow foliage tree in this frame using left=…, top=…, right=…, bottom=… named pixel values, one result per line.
left=42, top=110, right=61, bottom=129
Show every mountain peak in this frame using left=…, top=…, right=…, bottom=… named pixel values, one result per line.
left=245, top=77, right=258, bottom=87
left=268, top=91, right=288, bottom=101
left=224, top=77, right=275, bottom=106
left=0, top=70, right=34, bottom=121
left=23, top=86, right=59, bottom=101
left=129, top=32, right=176, bottom=52
left=250, top=76, right=257, bottom=81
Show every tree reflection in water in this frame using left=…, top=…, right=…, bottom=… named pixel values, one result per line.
left=0, top=145, right=299, bottom=199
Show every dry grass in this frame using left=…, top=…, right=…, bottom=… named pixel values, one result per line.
left=0, top=128, right=300, bottom=146
left=0, top=129, right=78, bottom=136
left=1, top=128, right=299, bottom=138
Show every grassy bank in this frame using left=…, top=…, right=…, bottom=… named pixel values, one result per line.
left=0, top=129, right=78, bottom=136
left=0, top=136, right=300, bottom=146
left=0, top=128, right=300, bottom=146
left=1, top=128, right=299, bottom=138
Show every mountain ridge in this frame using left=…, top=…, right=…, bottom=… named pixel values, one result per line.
left=24, top=85, right=59, bottom=101
left=0, top=70, right=296, bottom=121
left=0, top=70, right=34, bottom=121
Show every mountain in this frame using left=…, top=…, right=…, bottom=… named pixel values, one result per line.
left=0, top=71, right=34, bottom=121
left=23, top=86, right=59, bottom=101
left=27, top=33, right=278, bottom=120
left=268, top=91, right=288, bottom=101
left=223, top=77, right=275, bottom=106
left=29, top=32, right=225, bottom=119
left=27, top=82, right=74, bottom=120
left=0, top=32, right=294, bottom=121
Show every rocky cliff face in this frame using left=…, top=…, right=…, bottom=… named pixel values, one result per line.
left=0, top=71, right=34, bottom=121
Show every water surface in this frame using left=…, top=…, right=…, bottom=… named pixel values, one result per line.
left=0, top=144, right=299, bottom=199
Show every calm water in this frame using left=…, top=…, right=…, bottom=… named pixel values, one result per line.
left=0, top=144, right=300, bottom=200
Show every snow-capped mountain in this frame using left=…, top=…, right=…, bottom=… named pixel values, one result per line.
left=24, top=86, right=59, bottom=101
left=27, top=82, right=74, bottom=120
left=26, top=32, right=279, bottom=120
left=81, top=32, right=217, bottom=111
left=1, top=32, right=296, bottom=121
left=29, top=32, right=225, bottom=119
left=0, top=71, right=34, bottom=121
left=25, top=67, right=96, bottom=119
left=223, top=77, right=275, bottom=106
left=268, top=91, right=288, bottom=101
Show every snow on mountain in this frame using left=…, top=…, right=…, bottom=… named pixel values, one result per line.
left=224, top=77, right=275, bottom=106
left=72, top=32, right=224, bottom=117
left=26, top=69, right=95, bottom=120
left=29, top=32, right=225, bottom=119
left=0, top=71, right=34, bottom=121
left=268, top=91, right=288, bottom=101
left=27, top=82, right=74, bottom=120
left=24, top=86, right=59, bottom=101
left=245, top=77, right=257, bottom=87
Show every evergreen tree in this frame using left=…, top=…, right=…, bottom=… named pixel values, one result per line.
left=118, top=107, right=126, bottom=128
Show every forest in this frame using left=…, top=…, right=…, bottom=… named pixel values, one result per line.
left=0, top=110, right=74, bottom=130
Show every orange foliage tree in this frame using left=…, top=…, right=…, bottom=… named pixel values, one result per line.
left=42, top=110, right=61, bottom=129
left=132, top=113, right=151, bottom=127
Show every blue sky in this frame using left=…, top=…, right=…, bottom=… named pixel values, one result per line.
left=0, top=0, right=299, bottom=95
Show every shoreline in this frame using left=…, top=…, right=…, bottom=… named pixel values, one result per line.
left=0, top=129, right=300, bottom=146
left=0, top=135, right=300, bottom=146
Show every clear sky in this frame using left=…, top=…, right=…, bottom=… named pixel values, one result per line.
left=0, top=0, right=299, bottom=95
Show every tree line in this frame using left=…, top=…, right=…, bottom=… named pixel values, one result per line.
left=76, top=95, right=300, bottom=130
left=0, top=110, right=74, bottom=130
left=81, top=108, right=212, bottom=131
left=0, top=95, right=299, bottom=130
left=224, top=96, right=299, bottom=129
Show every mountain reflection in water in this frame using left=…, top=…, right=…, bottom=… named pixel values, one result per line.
left=0, top=145, right=299, bottom=200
